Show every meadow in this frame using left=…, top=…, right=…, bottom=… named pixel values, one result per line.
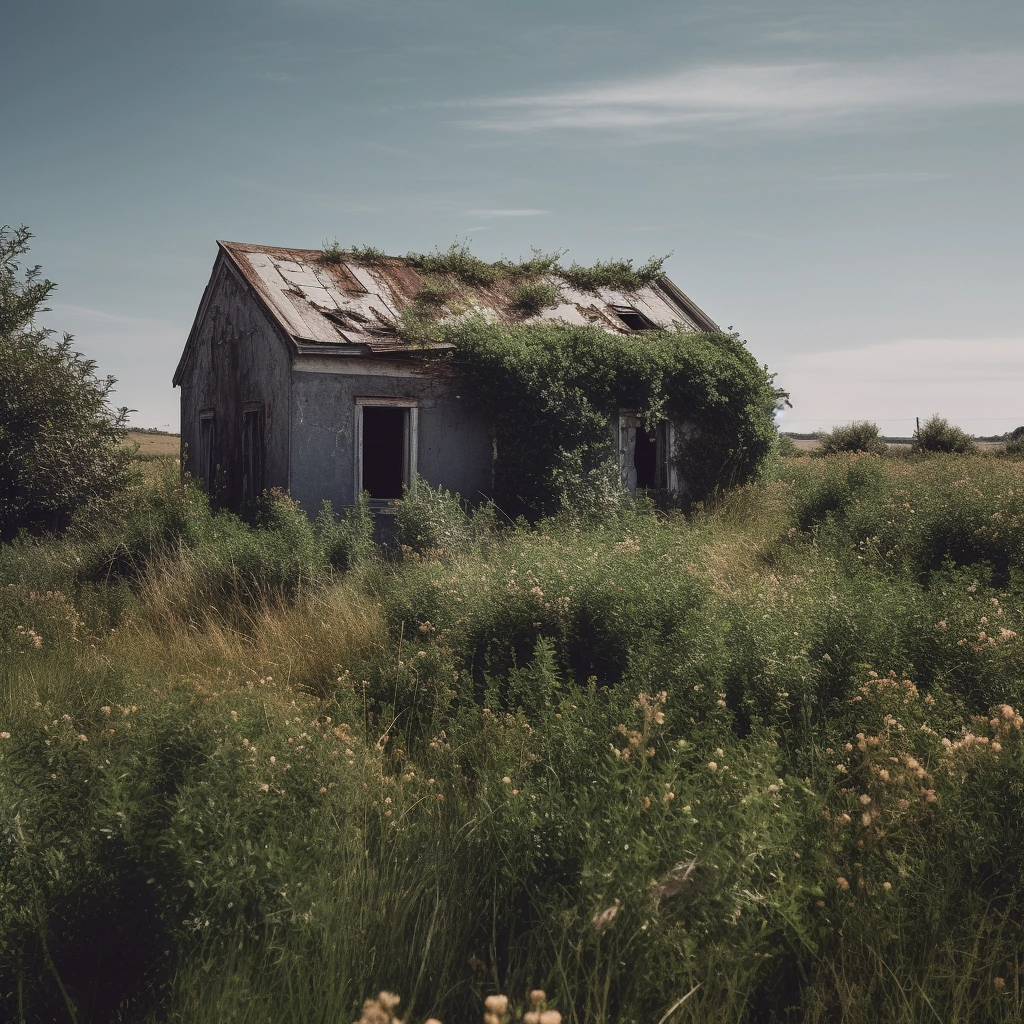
left=2, top=449, right=1024, bottom=1023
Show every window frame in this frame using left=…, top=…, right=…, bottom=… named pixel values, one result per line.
left=618, top=410, right=677, bottom=495
left=241, top=402, right=265, bottom=507
left=199, top=410, right=216, bottom=495
left=354, top=397, right=419, bottom=505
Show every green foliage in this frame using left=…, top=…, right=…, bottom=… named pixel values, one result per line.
left=317, top=240, right=389, bottom=266
left=558, top=253, right=669, bottom=293
left=392, top=479, right=477, bottom=555
left=438, top=317, right=778, bottom=516
left=508, top=280, right=559, bottom=317
left=775, top=432, right=798, bottom=458
left=414, top=276, right=459, bottom=307
left=314, top=493, right=375, bottom=571
left=0, top=226, right=133, bottom=540
left=1000, top=427, right=1024, bottom=459
left=5, top=455, right=1024, bottom=1022
left=913, top=414, right=978, bottom=454
left=815, top=420, right=888, bottom=456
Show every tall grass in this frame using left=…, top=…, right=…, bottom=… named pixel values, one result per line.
left=2, top=456, right=1024, bottom=1022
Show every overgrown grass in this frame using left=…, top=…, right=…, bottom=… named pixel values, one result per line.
left=3, top=454, right=1024, bottom=1022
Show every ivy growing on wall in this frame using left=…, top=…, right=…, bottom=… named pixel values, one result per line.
left=424, top=317, right=782, bottom=517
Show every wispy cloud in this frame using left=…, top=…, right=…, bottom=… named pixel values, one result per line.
left=463, top=208, right=548, bottom=217
left=463, top=52, right=1024, bottom=134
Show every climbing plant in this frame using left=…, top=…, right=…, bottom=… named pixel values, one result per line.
left=423, top=316, right=781, bottom=517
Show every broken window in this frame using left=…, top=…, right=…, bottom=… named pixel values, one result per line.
left=609, top=304, right=657, bottom=331
left=199, top=412, right=216, bottom=495
left=357, top=400, right=418, bottom=501
left=619, top=412, right=672, bottom=495
left=241, top=405, right=264, bottom=506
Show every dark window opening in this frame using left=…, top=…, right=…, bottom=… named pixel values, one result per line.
left=634, top=425, right=658, bottom=489
left=609, top=304, right=657, bottom=331
left=199, top=414, right=215, bottom=495
left=362, top=406, right=406, bottom=499
left=242, top=407, right=264, bottom=506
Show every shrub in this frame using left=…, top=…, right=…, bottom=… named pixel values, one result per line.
left=1000, top=427, right=1024, bottom=459
left=392, top=479, right=476, bottom=555
left=509, top=280, right=559, bottom=317
left=814, top=420, right=887, bottom=456
left=442, top=318, right=779, bottom=516
left=0, top=226, right=133, bottom=540
left=913, top=415, right=978, bottom=454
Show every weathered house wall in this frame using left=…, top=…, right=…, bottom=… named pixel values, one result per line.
left=178, top=254, right=291, bottom=507
left=289, top=358, right=492, bottom=511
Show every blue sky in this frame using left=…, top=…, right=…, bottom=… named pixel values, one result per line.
left=3, top=0, right=1023, bottom=433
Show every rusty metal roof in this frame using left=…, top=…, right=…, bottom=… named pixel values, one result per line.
left=218, top=240, right=721, bottom=355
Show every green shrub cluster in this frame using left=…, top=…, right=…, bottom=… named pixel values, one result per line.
left=3, top=456, right=1024, bottom=1022
left=814, top=420, right=888, bottom=456
left=0, top=226, right=133, bottom=540
left=432, top=318, right=779, bottom=517
left=913, top=414, right=978, bottom=455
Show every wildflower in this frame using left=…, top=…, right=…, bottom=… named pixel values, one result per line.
left=502, top=776, right=512, bottom=785
left=715, top=747, right=725, bottom=757
left=837, top=877, right=850, bottom=890
left=883, top=882, right=892, bottom=891
left=994, top=977, right=1006, bottom=990
left=539, top=1013, right=562, bottom=1024
left=259, top=783, right=270, bottom=792
left=270, top=756, right=276, bottom=764
left=643, top=796, right=651, bottom=809
left=100, top=706, right=111, bottom=715
left=523, top=1016, right=540, bottom=1024
left=230, top=710, right=238, bottom=719
left=708, top=762, right=718, bottom=772
left=319, top=786, right=327, bottom=793
left=530, top=991, right=546, bottom=1006
left=859, top=794, right=872, bottom=805
left=77, top=734, right=88, bottom=743
left=878, top=770, right=890, bottom=782
left=378, top=992, right=401, bottom=1013
left=591, top=902, right=619, bottom=931
left=484, top=995, right=508, bottom=1015
left=768, top=784, right=779, bottom=793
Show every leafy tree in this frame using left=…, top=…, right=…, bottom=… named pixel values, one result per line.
left=0, top=225, right=132, bottom=539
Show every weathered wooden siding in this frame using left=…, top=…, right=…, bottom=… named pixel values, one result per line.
left=177, top=253, right=292, bottom=507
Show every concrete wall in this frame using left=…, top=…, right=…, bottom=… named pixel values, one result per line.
left=289, top=356, right=493, bottom=512
left=177, top=255, right=292, bottom=506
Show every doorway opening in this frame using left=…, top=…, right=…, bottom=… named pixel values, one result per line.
left=633, top=424, right=658, bottom=489
left=361, top=406, right=407, bottom=500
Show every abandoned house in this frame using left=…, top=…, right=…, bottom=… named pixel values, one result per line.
left=172, top=241, right=721, bottom=514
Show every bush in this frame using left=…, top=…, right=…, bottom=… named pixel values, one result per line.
left=913, top=414, right=978, bottom=454
left=0, top=226, right=133, bottom=540
left=508, top=281, right=559, bottom=317
left=814, top=420, right=887, bottom=456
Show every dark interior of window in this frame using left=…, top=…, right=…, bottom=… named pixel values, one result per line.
left=362, top=406, right=406, bottom=499
left=610, top=304, right=657, bottom=331
left=242, top=408, right=264, bottom=506
left=634, top=425, right=658, bottom=489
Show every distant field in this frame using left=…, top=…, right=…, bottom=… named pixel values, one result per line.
left=788, top=435, right=1005, bottom=453
left=127, top=430, right=179, bottom=458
